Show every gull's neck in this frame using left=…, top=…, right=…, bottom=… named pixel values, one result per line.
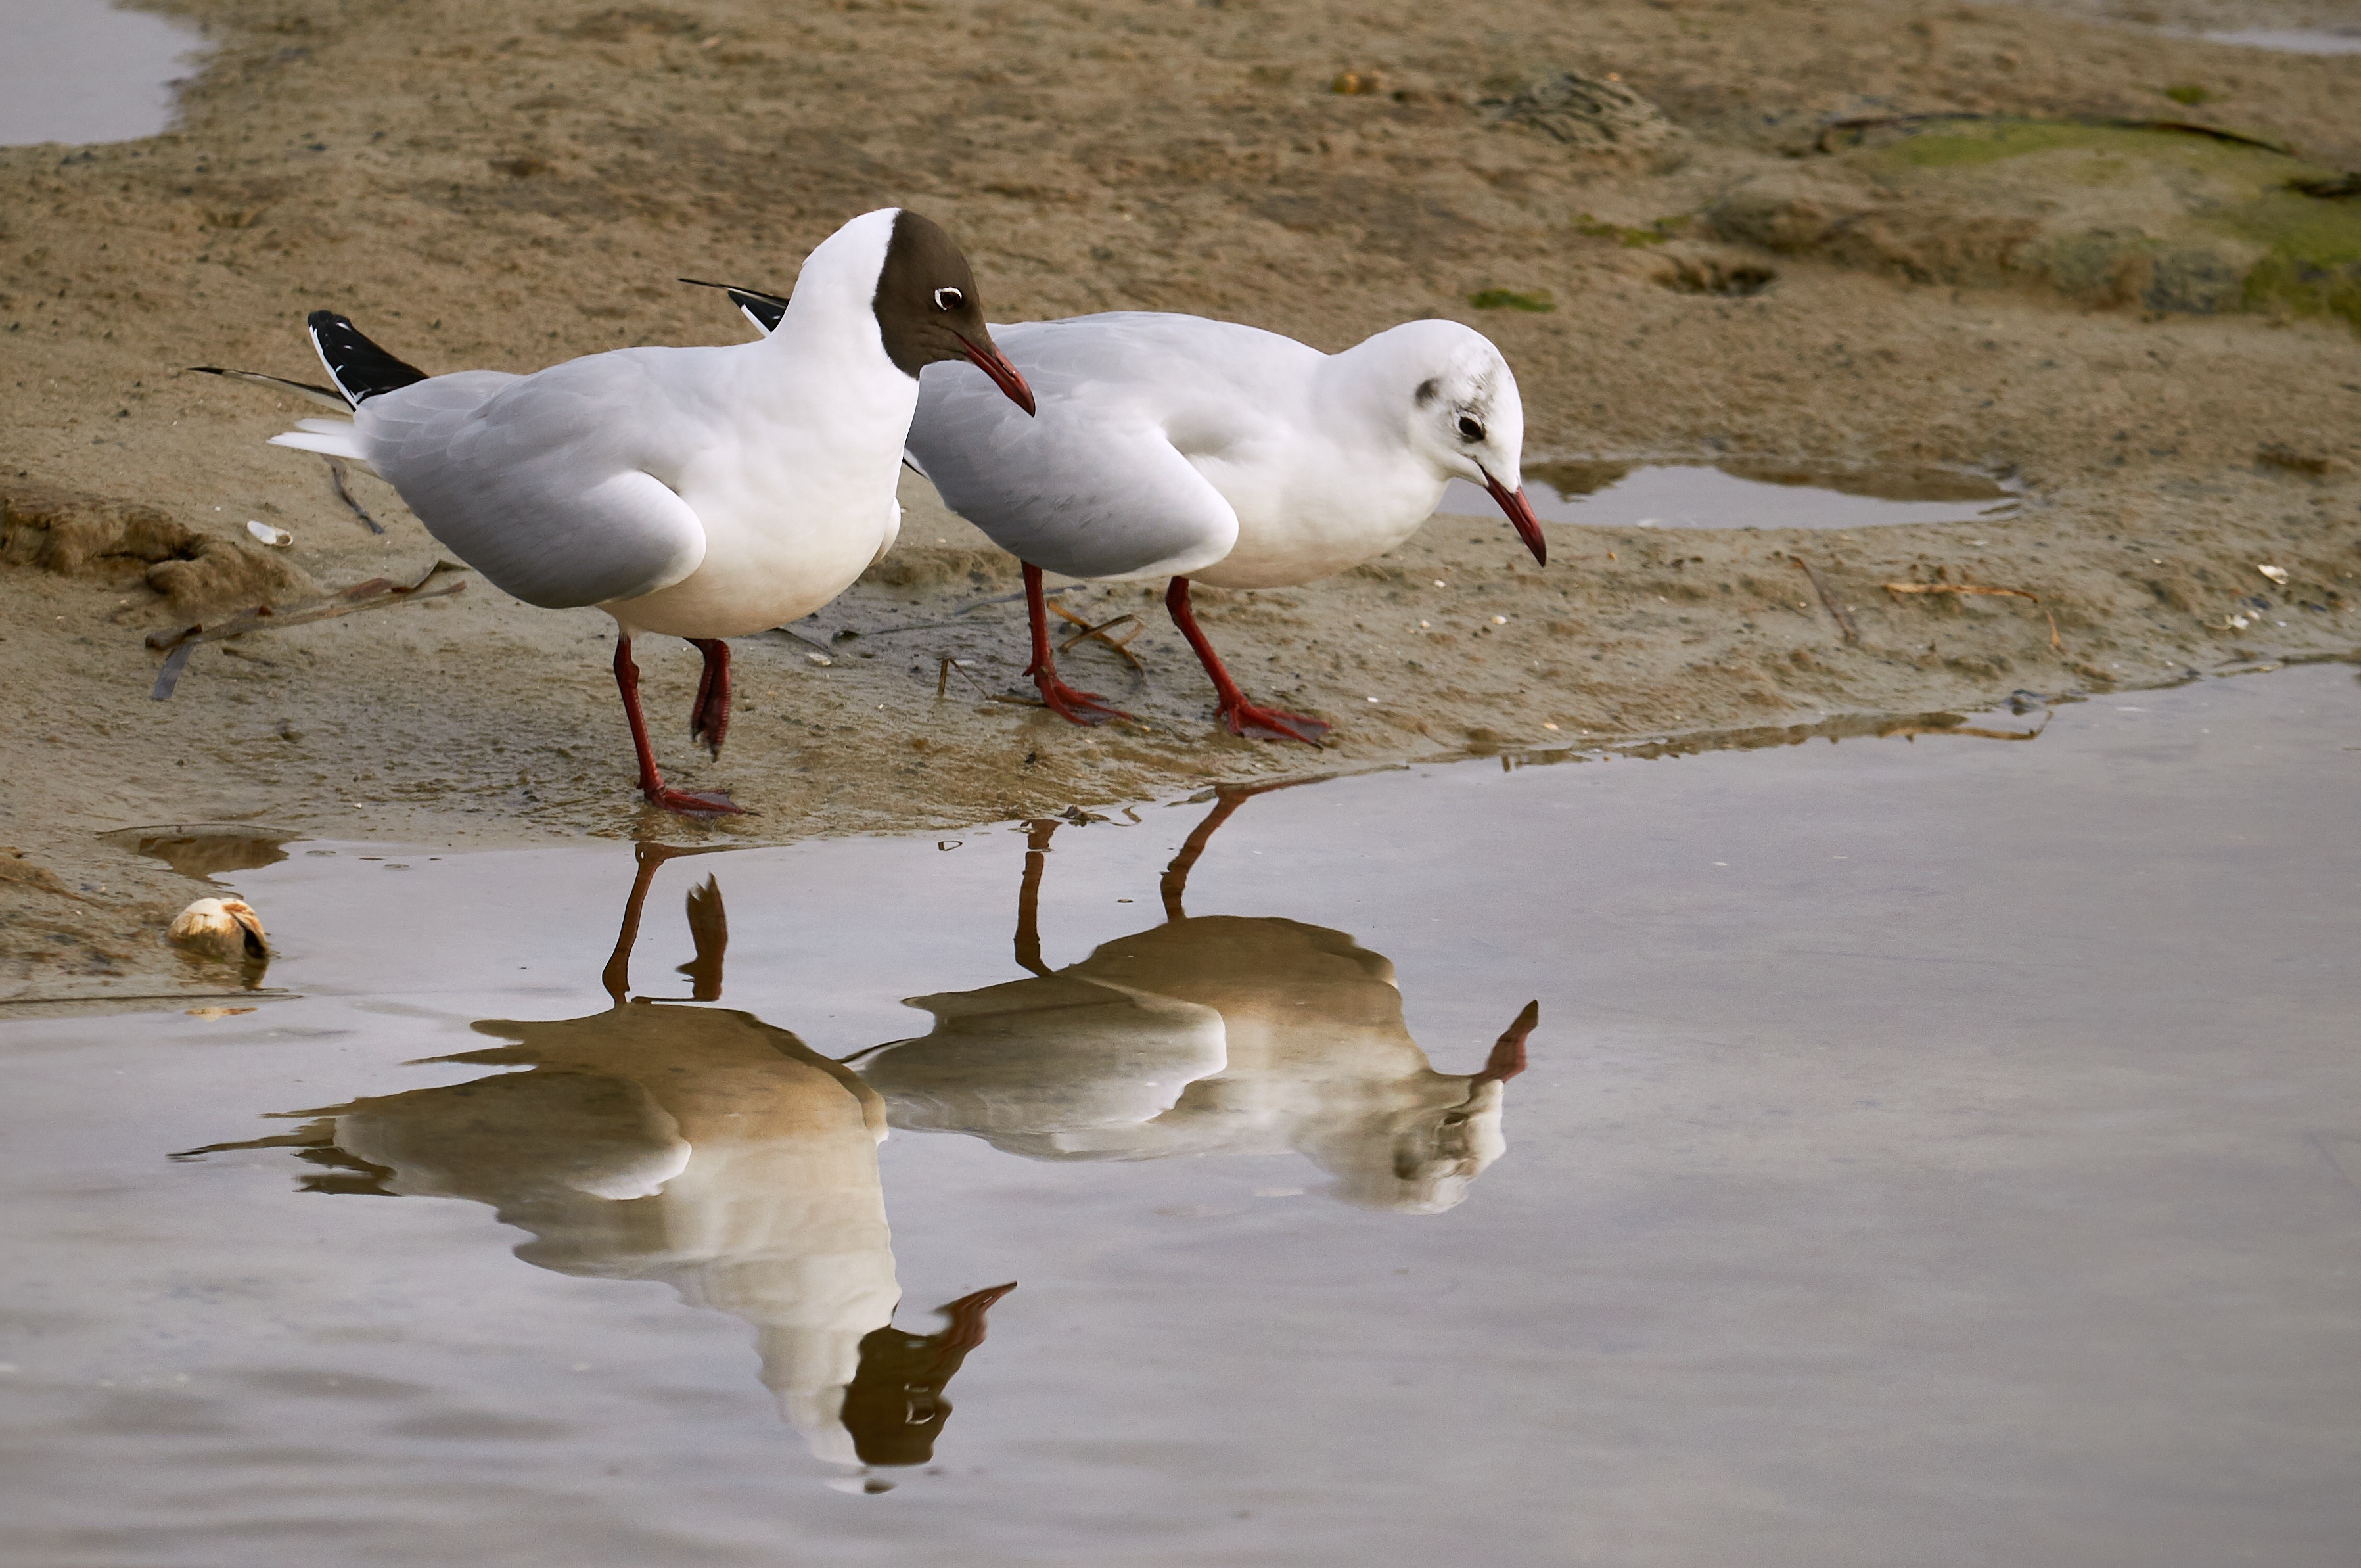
left=752, top=210, right=909, bottom=402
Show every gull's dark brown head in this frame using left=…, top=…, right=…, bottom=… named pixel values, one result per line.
left=871, top=209, right=1035, bottom=415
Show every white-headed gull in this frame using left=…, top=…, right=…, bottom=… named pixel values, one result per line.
left=691, top=285, right=1542, bottom=745
left=202, top=208, right=1036, bottom=815
left=855, top=793, right=1539, bottom=1212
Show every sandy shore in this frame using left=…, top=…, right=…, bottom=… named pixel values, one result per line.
left=3, top=0, right=2356, bottom=998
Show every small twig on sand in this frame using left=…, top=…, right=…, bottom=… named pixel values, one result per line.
left=1814, top=112, right=2294, bottom=157
left=1790, top=555, right=1858, bottom=643
left=147, top=561, right=468, bottom=699
left=1048, top=601, right=1146, bottom=669
left=773, top=625, right=838, bottom=660
left=323, top=457, right=385, bottom=534
left=1886, top=717, right=2050, bottom=742
left=936, top=655, right=993, bottom=698
left=954, top=583, right=1082, bottom=616
left=1883, top=582, right=2061, bottom=649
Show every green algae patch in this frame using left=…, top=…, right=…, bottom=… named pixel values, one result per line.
left=2211, top=187, right=2361, bottom=330
left=1469, top=288, right=1557, bottom=311
left=1711, top=116, right=2361, bottom=331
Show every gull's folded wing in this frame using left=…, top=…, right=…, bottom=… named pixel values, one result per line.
left=905, top=317, right=1243, bottom=582
left=358, top=362, right=708, bottom=609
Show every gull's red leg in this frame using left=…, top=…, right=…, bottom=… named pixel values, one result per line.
left=686, top=637, right=731, bottom=758
left=1164, top=577, right=1329, bottom=746
left=614, top=634, right=743, bottom=816
left=1022, top=561, right=1130, bottom=725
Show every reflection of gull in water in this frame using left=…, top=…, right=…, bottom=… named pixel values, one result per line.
left=858, top=787, right=1538, bottom=1213
left=177, top=846, right=1011, bottom=1475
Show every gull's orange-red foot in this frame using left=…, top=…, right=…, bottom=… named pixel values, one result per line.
left=644, top=785, right=746, bottom=818
left=1032, top=670, right=1133, bottom=726
left=1220, top=699, right=1329, bottom=747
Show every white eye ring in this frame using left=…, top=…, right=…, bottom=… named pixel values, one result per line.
left=933, top=287, right=965, bottom=311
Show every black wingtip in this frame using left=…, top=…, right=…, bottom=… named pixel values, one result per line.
left=306, top=311, right=429, bottom=405
left=679, top=276, right=789, bottom=334
left=187, top=365, right=353, bottom=409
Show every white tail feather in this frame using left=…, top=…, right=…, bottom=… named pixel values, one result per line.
left=269, top=420, right=370, bottom=463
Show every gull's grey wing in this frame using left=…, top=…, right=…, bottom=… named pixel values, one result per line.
left=860, top=972, right=1228, bottom=1161
left=905, top=318, right=1241, bottom=581
left=358, top=362, right=706, bottom=609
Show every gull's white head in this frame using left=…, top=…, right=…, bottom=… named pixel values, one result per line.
left=1353, top=319, right=1546, bottom=564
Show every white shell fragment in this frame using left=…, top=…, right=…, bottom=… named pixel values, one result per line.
left=2257, top=564, right=2290, bottom=585
left=246, top=520, right=293, bottom=547
left=166, top=896, right=270, bottom=962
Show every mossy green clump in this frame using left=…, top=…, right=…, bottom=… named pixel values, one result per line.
left=1875, top=118, right=2291, bottom=174
left=1469, top=288, right=1556, bottom=311
left=1854, top=118, right=2361, bottom=331
left=2214, top=188, right=2361, bottom=329
left=2163, top=83, right=2212, bottom=107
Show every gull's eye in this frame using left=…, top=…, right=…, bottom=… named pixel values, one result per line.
left=933, top=286, right=965, bottom=311
left=1456, top=415, right=1484, bottom=443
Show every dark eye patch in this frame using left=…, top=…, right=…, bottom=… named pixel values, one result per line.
left=1456, top=415, right=1484, bottom=443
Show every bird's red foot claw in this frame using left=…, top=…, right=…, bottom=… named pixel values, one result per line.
left=644, top=786, right=746, bottom=818
left=1033, top=672, right=1132, bottom=726
left=1220, top=701, right=1329, bottom=747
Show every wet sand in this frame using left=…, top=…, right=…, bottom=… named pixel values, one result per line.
left=3, top=0, right=2359, bottom=995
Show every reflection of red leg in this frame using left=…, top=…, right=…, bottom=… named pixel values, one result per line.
left=1164, top=578, right=1329, bottom=746
left=686, top=637, right=731, bottom=758
left=1015, top=819, right=1059, bottom=976
left=1022, top=562, right=1130, bottom=724
left=614, top=635, right=744, bottom=816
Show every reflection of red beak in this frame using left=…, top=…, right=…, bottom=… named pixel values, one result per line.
left=1483, top=470, right=1547, bottom=566
left=1473, top=999, right=1540, bottom=1084
left=955, top=333, right=1036, bottom=417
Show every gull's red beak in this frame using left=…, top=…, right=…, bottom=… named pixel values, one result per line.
left=955, top=333, right=1036, bottom=417
left=1484, top=471, right=1547, bottom=566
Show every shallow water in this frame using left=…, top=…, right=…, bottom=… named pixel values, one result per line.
left=0, top=0, right=202, bottom=147
left=4, top=664, right=2358, bottom=1565
left=1440, top=460, right=2020, bottom=532
left=2198, top=26, right=2361, bottom=53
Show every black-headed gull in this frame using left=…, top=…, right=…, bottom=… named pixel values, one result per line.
left=206, top=209, right=1036, bottom=815
left=177, top=846, right=1016, bottom=1473
left=689, top=285, right=1542, bottom=745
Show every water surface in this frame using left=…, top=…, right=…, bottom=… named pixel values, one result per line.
left=3, top=664, right=2356, bottom=1565
left=0, top=1, right=203, bottom=147
left=1440, top=460, right=2019, bottom=531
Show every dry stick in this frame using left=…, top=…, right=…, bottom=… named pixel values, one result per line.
left=1885, top=721, right=2048, bottom=742
left=323, top=457, right=385, bottom=534
left=775, top=625, right=837, bottom=660
left=936, top=655, right=996, bottom=699
left=1814, top=112, right=2295, bottom=156
left=147, top=561, right=469, bottom=699
left=1789, top=555, right=1858, bottom=643
left=1048, top=601, right=1146, bottom=669
left=953, top=583, right=1083, bottom=616
left=1882, top=582, right=2062, bottom=650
